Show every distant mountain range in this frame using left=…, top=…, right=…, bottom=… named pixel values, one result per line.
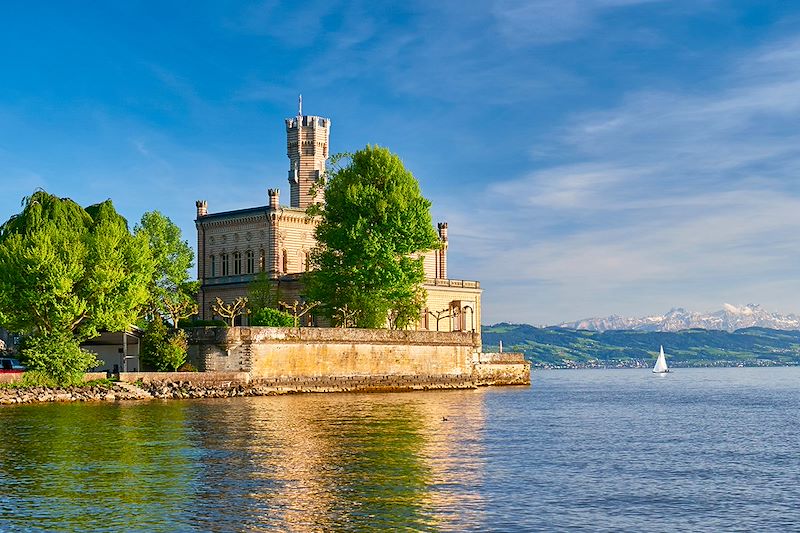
left=557, top=304, right=800, bottom=332
left=482, top=324, right=800, bottom=368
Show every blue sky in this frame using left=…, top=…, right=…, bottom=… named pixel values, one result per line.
left=2, top=1, right=799, bottom=325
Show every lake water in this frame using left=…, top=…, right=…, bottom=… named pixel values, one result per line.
left=1, top=368, right=799, bottom=532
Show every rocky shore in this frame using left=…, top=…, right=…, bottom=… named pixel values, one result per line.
left=0, top=383, right=148, bottom=404
left=0, top=380, right=278, bottom=404
left=0, top=376, right=485, bottom=405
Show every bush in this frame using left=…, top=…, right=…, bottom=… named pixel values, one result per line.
left=162, top=329, right=188, bottom=372
left=250, top=307, right=294, bottom=327
left=140, top=317, right=187, bottom=371
left=20, top=332, right=100, bottom=386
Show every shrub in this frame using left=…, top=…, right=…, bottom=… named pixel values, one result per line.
left=140, top=317, right=187, bottom=371
left=20, top=332, right=100, bottom=386
left=162, top=329, right=188, bottom=372
left=250, top=307, right=294, bottom=327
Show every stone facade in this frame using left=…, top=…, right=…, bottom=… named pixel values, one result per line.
left=185, top=326, right=530, bottom=389
left=195, top=104, right=481, bottom=332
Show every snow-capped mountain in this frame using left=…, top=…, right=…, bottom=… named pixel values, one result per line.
left=558, top=304, right=800, bottom=332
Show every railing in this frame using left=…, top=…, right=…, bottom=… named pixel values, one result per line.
left=204, top=274, right=256, bottom=286
left=424, top=278, right=480, bottom=289
left=204, top=272, right=304, bottom=286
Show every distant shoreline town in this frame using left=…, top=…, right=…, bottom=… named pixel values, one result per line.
left=483, top=323, right=800, bottom=369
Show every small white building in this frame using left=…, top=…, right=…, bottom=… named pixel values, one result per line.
left=82, top=328, right=142, bottom=373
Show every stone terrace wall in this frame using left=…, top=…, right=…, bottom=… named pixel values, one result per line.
left=118, top=371, right=250, bottom=385
left=186, top=327, right=481, bottom=381
left=472, top=352, right=531, bottom=386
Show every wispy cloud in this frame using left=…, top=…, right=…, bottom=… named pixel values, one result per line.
left=447, top=35, right=800, bottom=323
left=490, top=0, right=669, bottom=46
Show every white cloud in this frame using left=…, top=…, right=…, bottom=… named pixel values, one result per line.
left=452, top=35, right=800, bottom=323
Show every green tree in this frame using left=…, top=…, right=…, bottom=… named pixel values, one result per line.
left=0, top=191, right=154, bottom=384
left=248, top=271, right=276, bottom=313
left=134, top=211, right=197, bottom=326
left=306, top=146, right=440, bottom=328
left=139, top=316, right=187, bottom=371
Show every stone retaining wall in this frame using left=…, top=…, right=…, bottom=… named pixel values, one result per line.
left=472, top=352, right=531, bottom=386
left=187, top=327, right=482, bottom=380
left=118, top=371, right=250, bottom=385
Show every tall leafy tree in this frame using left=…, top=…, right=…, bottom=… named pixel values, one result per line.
left=0, top=191, right=154, bottom=383
left=134, top=211, right=197, bottom=327
left=307, top=146, right=440, bottom=328
left=248, top=271, right=276, bottom=314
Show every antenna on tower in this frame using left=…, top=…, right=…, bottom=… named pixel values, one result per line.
left=298, top=94, right=303, bottom=116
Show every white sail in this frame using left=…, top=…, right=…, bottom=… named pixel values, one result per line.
left=653, top=345, right=669, bottom=373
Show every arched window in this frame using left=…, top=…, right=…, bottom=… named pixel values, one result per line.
left=282, top=249, right=288, bottom=273
left=210, top=255, right=216, bottom=277
left=233, top=252, right=241, bottom=275
left=259, top=249, right=265, bottom=272
left=246, top=250, right=254, bottom=274
left=221, top=253, right=229, bottom=276
left=304, top=252, right=310, bottom=271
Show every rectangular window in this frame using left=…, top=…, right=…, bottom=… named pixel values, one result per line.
left=234, top=252, right=241, bottom=275
left=221, top=254, right=229, bottom=276
left=210, top=256, right=216, bottom=277
left=246, top=250, right=254, bottom=274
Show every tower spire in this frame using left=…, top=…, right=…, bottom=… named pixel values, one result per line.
left=298, top=94, right=303, bottom=116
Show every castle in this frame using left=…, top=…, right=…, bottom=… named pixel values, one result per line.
left=194, top=103, right=481, bottom=333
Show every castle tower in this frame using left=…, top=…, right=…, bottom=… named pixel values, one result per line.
left=285, top=96, right=331, bottom=209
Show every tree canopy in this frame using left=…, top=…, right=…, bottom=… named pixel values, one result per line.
left=306, top=146, right=440, bottom=328
left=0, top=190, right=154, bottom=383
left=134, top=211, right=197, bottom=327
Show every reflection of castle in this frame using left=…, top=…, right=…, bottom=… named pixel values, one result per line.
left=194, top=103, right=481, bottom=332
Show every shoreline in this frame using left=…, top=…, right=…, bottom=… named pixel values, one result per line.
left=0, top=375, right=528, bottom=405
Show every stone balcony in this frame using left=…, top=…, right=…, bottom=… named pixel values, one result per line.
left=424, top=278, right=480, bottom=289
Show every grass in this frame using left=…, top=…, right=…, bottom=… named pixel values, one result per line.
left=0, top=373, right=115, bottom=390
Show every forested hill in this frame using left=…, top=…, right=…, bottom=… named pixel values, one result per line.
left=482, top=324, right=800, bottom=368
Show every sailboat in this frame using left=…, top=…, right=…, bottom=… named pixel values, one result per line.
left=652, top=345, right=670, bottom=374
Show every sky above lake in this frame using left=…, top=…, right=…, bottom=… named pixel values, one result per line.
left=2, top=1, right=799, bottom=325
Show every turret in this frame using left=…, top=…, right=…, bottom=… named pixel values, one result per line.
left=285, top=96, right=331, bottom=209
left=268, top=188, right=280, bottom=210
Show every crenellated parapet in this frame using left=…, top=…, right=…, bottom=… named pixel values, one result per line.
left=286, top=107, right=331, bottom=209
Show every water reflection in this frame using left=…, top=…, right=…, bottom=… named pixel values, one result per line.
left=186, top=391, right=489, bottom=531
left=0, top=390, right=490, bottom=531
left=0, top=401, right=198, bottom=531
